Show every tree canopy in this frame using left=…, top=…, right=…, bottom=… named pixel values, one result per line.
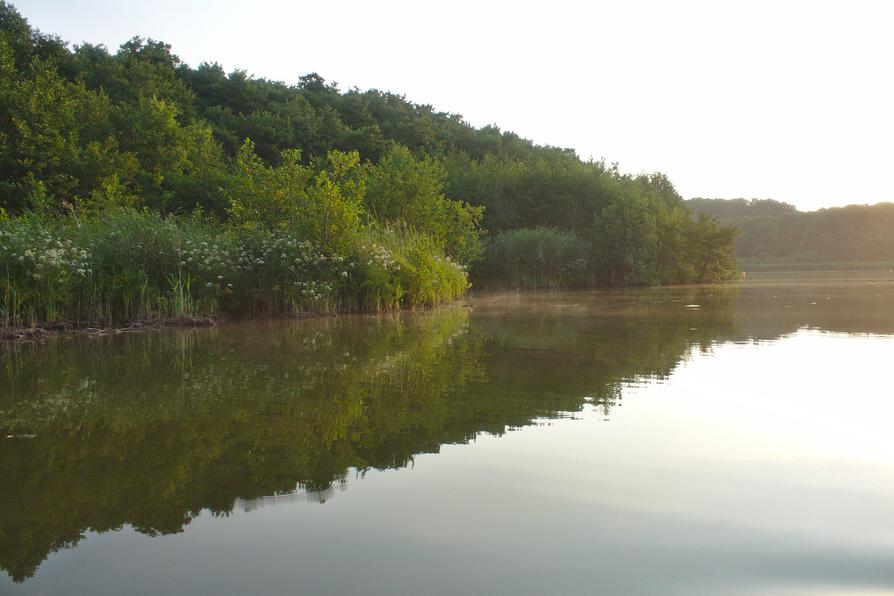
left=687, top=198, right=894, bottom=265
left=0, top=1, right=737, bottom=291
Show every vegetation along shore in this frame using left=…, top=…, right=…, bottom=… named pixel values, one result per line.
left=0, top=2, right=738, bottom=329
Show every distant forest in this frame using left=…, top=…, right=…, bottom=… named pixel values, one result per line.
left=0, top=2, right=737, bottom=325
left=686, top=199, right=894, bottom=267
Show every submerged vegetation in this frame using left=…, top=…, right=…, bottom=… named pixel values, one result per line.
left=0, top=2, right=737, bottom=325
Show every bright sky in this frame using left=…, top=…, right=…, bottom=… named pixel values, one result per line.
left=15, top=0, right=894, bottom=211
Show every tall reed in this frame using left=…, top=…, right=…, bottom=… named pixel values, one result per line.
left=476, top=228, right=590, bottom=289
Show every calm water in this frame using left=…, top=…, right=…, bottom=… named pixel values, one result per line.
left=2, top=274, right=894, bottom=595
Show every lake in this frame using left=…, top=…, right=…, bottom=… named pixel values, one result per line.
left=2, top=274, right=894, bottom=595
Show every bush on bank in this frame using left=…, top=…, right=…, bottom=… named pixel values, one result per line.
left=0, top=209, right=469, bottom=326
left=0, top=2, right=740, bottom=326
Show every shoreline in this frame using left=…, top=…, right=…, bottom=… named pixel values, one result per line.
left=0, top=316, right=217, bottom=341
left=12, top=271, right=891, bottom=342
left=0, top=305, right=442, bottom=342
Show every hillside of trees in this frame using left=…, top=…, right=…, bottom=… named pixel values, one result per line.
left=0, top=2, right=737, bottom=325
left=687, top=198, right=894, bottom=267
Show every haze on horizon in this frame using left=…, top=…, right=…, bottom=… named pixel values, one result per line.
left=17, top=0, right=894, bottom=211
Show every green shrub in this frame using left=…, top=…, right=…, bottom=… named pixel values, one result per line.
left=344, top=225, right=468, bottom=312
left=0, top=209, right=469, bottom=326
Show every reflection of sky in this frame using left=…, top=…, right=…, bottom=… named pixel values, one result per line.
left=6, top=330, right=894, bottom=595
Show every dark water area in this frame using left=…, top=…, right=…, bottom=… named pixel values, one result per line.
left=2, top=274, right=894, bottom=595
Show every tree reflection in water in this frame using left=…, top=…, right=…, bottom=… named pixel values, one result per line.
left=3, top=280, right=893, bottom=583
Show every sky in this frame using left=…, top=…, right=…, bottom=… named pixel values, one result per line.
left=14, top=0, right=894, bottom=211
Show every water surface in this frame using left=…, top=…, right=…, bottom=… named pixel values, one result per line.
left=2, top=275, right=894, bottom=595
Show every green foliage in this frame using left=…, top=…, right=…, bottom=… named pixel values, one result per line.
left=0, top=208, right=470, bottom=325
left=365, top=145, right=446, bottom=224
left=688, top=198, right=894, bottom=265
left=367, top=224, right=468, bottom=307
left=477, top=228, right=590, bottom=288
left=449, top=155, right=737, bottom=286
left=584, top=175, right=740, bottom=286
left=0, top=21, right=225, bottom=216
left=114, top=96, right=225, bottom=212
left=226, top=140, right=365, bottom=253
left=689, top=213, right=740, bottom=281
left=441, top=196, right=484, bottom=266
left=0, top=46, right=122, bottom=211
left=0, top=209, right=214, bottom=325
left=0, top=1, right=739, bottom=326
left=365, top=145, right=483, bottom=265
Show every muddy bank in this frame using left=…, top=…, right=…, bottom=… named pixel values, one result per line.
left=0, top=317, right=216, bottom=341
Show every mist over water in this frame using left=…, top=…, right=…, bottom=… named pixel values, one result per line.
left=2, top=275, right=894, bottom=595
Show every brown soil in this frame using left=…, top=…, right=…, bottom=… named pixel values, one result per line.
left=0, top=317, right=216, bottom=341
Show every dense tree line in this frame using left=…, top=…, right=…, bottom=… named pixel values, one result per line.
left=0, top=1, right=737, bottom=325
left=687, top=198, right=894, bottom=266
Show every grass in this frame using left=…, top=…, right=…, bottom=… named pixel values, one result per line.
left=0, top=209, right=470, bottom=327
left=475, top=227, right=590, bottom=289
